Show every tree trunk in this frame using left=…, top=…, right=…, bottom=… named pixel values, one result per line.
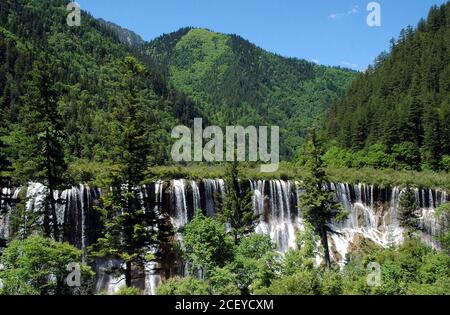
left=125, top=261, right=132, bottom=287
left=320, top=226, right=331, bottom=268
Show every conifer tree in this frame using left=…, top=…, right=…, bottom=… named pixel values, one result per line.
left=18, top=59, right=68, bottom=239
left=91, top=56, right=157, bottom=288
left=0, top=131, right=12, bottom=214
left=399, top=185, right=421, bottom=239
left=218, top=160, right=258, bottom=245
left=422, top=105, right=442, bottom=170
left=300, top=128, right=348, bottom=268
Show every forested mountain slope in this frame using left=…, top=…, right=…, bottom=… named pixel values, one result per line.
left=0, top=0, right=202, bottom=183
left=0, top=0, right=356, bottom=174
left=147, top=28, right=356, bottom=158
left=97, top=19, right=145, bottom=48
left=326, top=3, right=450, bottom=171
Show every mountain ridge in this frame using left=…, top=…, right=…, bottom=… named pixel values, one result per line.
left=325, top=2, right=450, bottom=171
left=146, top=27, right=357, bottom=157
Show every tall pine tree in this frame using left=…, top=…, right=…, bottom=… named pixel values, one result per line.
left=399, top=185, right=421, bottom=239
left=90, top=56, right=157, bottom=288
left=218, top=160, right=258, bottom=245
left=0, top=130, right=12, bottom=214
left=18, top=59, right=68, bottom=239
left=300, top=128, right=348, bottom=268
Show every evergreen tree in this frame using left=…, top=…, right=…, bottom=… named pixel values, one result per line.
left=218, top=160, right=258, bottom=245
left=300, top=128, right=348, bottom=268
left=0, top=131, right=12, bottom=214
left=422, top=106, right=442, bottom=170
left=18, top=59, right=68, bottom=239
left=327, top=2, right=450, bottom=171
left=399, top=185, right=421, bottom=238
left=90, top=56, right=157, bottom=288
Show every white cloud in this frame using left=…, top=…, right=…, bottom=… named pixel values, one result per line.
left=341, top=61, right=358, bottom=69
left=329, top=5, right=359, bottom=20
left=312, top=59, right=319, bottom=64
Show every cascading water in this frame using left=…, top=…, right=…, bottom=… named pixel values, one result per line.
left=251, top=180, right=298, bottom=252
left=171, top=180, right=188, bottom=228
left=192, top=181, right=201, bottom=214
left=203, top=179, right=225, bottom=217
left=0, top=180, right=448, bottom=294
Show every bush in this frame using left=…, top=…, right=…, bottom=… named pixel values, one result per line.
left=364, top=144, right=393, bottom=169
left=115, top=286, right=141, bottom=295
left=208, top=266, right=240, bottom=295
left=441, top=155, right=450, bottom=173
left=257, top=270, right=321, bottom=295
left=157, top=277, right=209, bottom=295
left=320, top=269, right=343, bottom=295
left=235, top=234, right=275, bottom=260
left=183, top=212, right=234, bottom=271
left=0, top=236, right=94, bottom=295
left=323, top=147, right=353, bottom=168
left=391, top=142, right=421, bottom=171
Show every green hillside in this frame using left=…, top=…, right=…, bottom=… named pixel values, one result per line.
left=0, top=0, right=199, bottom=184
left=147, top=28, right=356, bottom=158
left=325, top=3, right=450, bottom=172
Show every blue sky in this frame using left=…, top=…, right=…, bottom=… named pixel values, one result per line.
left=76, top=0, right=448, bottom=71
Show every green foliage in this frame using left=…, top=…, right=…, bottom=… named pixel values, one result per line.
left=327, top=3, right=450, bottom=171
left=0, top=0, right=178, bottom=186
left=398, top=186, right=421, bottom=238
left=441, top=155, right=450, bottom=173
left=12, top=58, right=70, bottom=239
left=0, top=236, right=94, bottom=295
left=338, top=238, right=450, bottom=295
left=182, top=212, right=234, bottom=272
left=300, top=129, right=348, bottom=267
left=392, top=142, right=421, bottom=171
left=157, top=277, right=210, bottom=295
left=208, top=266, right=240, bottom=295
left=435, top=202, right=450, bottom=254
left=147, top=164, right=450, bottom=191
left=321, top=143, right=422, bottom=171
left=283, top=223, right=318, bottom=274
left=257, top=270, right=322, bottom=295
left=148, top=28, right=355, bottom=158
left=218, top=161, right=258, bottom=244
left=0, top=130, right=12, bottom=213
left=320, top=269, right=344, bottom=295
left=234, top=234, right=275, bottom=260
left=114, top=286, right=141, bottom=295
left=89, top=57, right=161, bottom=288
left=160, top=216, right=449, bottom=296
left=230, top=234, right=281, bottom=293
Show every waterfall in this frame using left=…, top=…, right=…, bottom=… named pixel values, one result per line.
left=94, top=258, right=126, bottom=295
left=171, top=180, right=188, bottom=228
left=144, top=261, right=162, bottom=296
left=191, top=181, right=201, bottom=214
left=0, top=187, right=21, bottom=241
left=0, top=180, right=448, bottom=293
left=203, top=179, right=225, bottom=217
left=251, top=180, right=297, bottom=252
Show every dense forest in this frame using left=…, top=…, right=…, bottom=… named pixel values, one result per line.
left=0, top=0, right=356, bottom=187
left=147, top=28, right=356, bottom=158
left=325, top=3, right=450, bottom=172
left=0, top=0, right=449, bottom=297
left=0, top=0, right=186, bottom=176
